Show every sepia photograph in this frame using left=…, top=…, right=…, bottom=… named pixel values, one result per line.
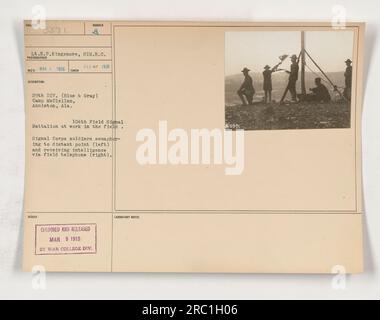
left=225, top=30, right=355, bottom=130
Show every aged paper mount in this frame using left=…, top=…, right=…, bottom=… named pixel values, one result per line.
left=23, top=21, right=365, bottom=273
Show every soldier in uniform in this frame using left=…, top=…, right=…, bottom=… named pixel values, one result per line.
left=307, top=77, right=331, bottom=102
left=280, top=54, right=299, bottom=103
left=344, top=59, right=352, bottom=101
left=262, top=65, right=278, bottom=103
left=237, top=67, right=255, bottom=106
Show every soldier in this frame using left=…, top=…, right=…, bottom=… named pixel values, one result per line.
left=344, top=59, right=352, bottom=101
left=262, top=65, right=279, bottom=103
left=308, top=77, right=331, bottom=102
left=237, top=67, right=255, bottom=106
left=280, top=54, right=299, bottom=103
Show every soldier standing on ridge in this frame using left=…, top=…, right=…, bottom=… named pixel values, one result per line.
left=344, top=59, right=352, bottom=101
left=237, top=67, right=255, bottom=106
left=280, top=54, right=299, bottom=103
left=263, top=64, right=280, bottom=103
left=262, top=55, right=288, bottom=104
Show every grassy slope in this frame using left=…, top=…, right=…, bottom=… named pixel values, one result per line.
left=225, top=100, right=351, bottom=130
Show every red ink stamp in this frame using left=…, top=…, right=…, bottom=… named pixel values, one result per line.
left=35, top=224, right=97, bottom=255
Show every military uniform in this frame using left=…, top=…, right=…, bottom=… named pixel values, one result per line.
left=288, top=62, right=299, bottom=101
left=263, top=69, right=273, bottom=91
left=344, top=63, right=352, bottom=101
left=237, top=70, right=255, bottom=105
left=310, top=83, right=331, bottom=102
left=263, top=66, right=274, bottom=103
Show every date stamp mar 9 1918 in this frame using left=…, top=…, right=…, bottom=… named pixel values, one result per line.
left=35, top=224, right=97, bottom=256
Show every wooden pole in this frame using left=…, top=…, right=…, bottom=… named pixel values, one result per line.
left=301, top=31, right=306, bottom=97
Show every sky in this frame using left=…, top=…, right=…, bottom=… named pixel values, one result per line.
left=225, top=30, right=354, bottom=75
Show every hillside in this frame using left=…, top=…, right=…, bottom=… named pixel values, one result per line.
left=225, top=100, right=351, bottom=130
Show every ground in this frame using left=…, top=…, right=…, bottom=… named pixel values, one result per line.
left=225, top=100, right=351, bottom=130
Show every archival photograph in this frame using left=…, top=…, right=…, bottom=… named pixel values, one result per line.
left=225, top=30, right=355, bottom=130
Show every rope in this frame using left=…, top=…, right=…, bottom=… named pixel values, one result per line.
left=305, top=63, right=329, bottom=84
left=304, top=49, right=347, bottom=101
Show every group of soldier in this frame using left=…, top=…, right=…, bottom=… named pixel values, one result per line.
left=237, top=55, right=352, bottom=106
